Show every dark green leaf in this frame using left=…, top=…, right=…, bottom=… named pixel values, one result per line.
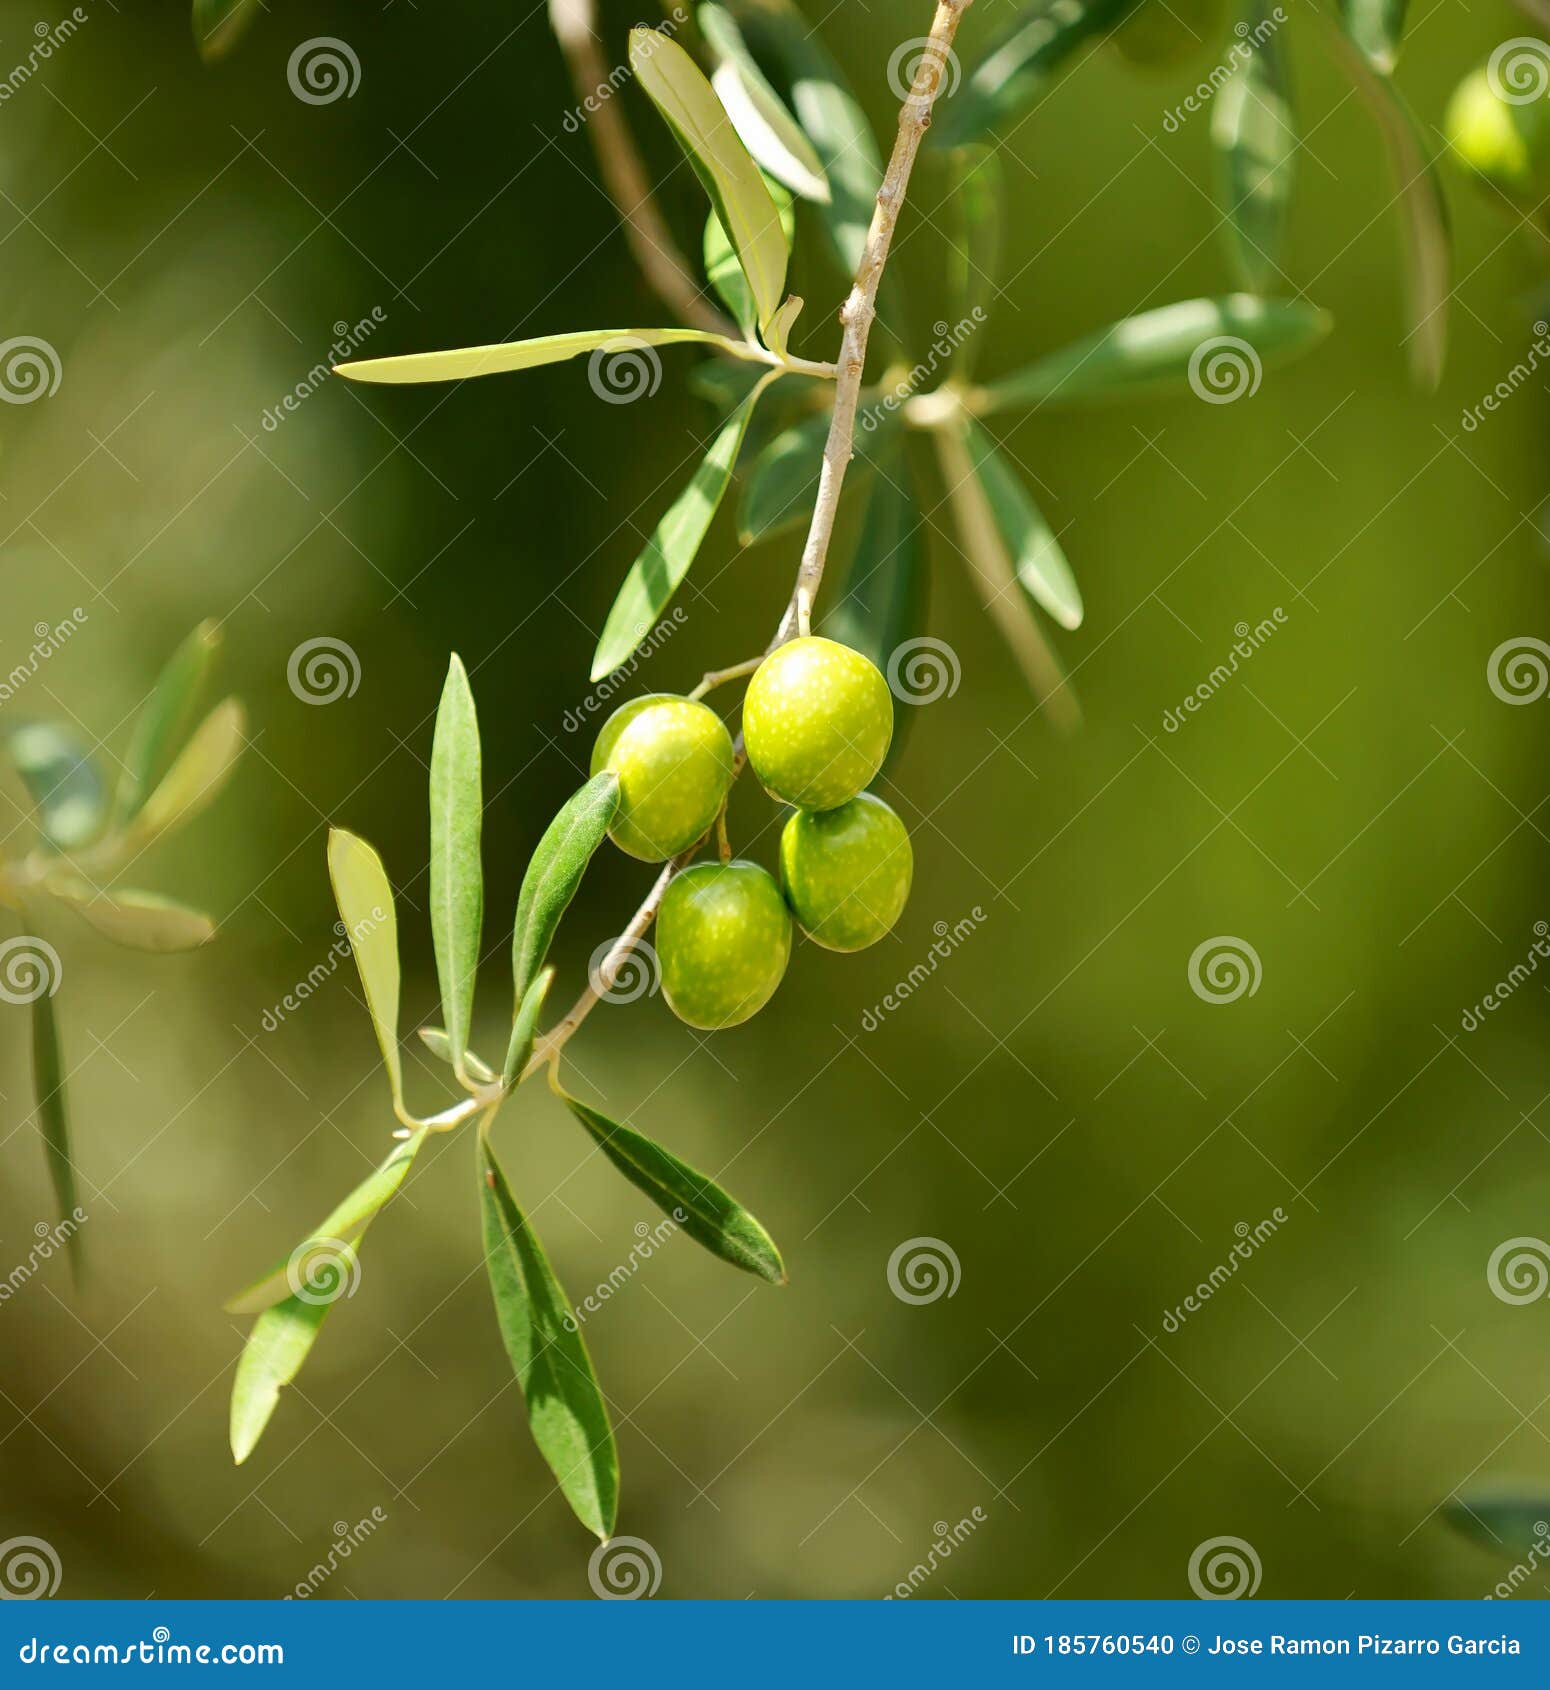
left=977, top=295, right=1331, bottom=411
left=1442, top=1491, right=1550, bottom=1560
left=510, top=774, right=618, bottom=1004
left=963, top=419, right=1082, bottom=630
left=737, top=401, right=892, bottom=546
left=1212, top=5, right=1296, bottom=295
left=6, top=723, right=107, bottom=852
left=1339, top=0, right=1407, bottom=74
left=117, top=620, right=219, bottom=822
left=931, top=0, right=1139, bottom=149
left=948, top=146, right=1001, bottom=374
left=503, top=966, right=554, bottom=1087
left=592, top=377, right=772, bottom=680
left=31, top=984, right=82, bottom=1284
left=479, top=1139, right=618, bottom=1539
left=556, top=1082, right=786, bottom=1285
left=429, top=656, right=483, bottom=1080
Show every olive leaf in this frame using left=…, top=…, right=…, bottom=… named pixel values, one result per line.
left=227, top=1128, right=430, bottom=1465
left=930, top=0, right=1138, bottom=149
left=192, top=0, right=261, bottom=62
left=418, top=1026, right=497, bottom=1084
left=738, top=401, right=892, bottom=546
left=1339, top=0, right=1408, bottom=75
left=976, top=295, right=1332, bottom=412
left=554, top=1078, right=786, bottom=1284
left=121, top=698, right=245, bottom=852
left=503, top=966, right=554, bottom=1088
left=42, top=878, right=215, bottom=953
left=698, top=4, right=829, bottom=203
left=328, top=828, right=403, bottom=1109
left=428, top=657, right=483, bottom=1082
left=1213, top=3, right=1297, bottom=295
left=729, top=0, right=880, bottom=273
left=6, top=723, right=108, bottom=852
left=31, top=986, right=82, bottom=1284
left=1442, top=1491, right=1550, bottom=1560
left=949, top=146, right=1002, bottom=377
left=705, top=181, right=794, bottom=340
left=591, top=373, right=775, bottom=680
left=510, top=773, right=619, bottom=1004
left=116, top=619, right=220, bottom=823
left=962, top=420, right=1083, bottom=631
left=336, top=326, right=749, bottom=387
left=629, top=27, right=787, bottom=333
left=480, top=1138, right=618, bottom=1540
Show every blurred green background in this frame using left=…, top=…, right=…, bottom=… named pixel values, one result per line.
left=4, top=0, right=1550, bottom=1601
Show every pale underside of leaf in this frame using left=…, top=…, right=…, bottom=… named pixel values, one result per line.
left=328, top=827, right=403, bottom=1107
left=42, top=878, right=215, bottom=952
left=700, top=4, right=829, bottom=203
left=123, top=698, right=245, bottom=851
left=428, top=657, right=483, bottom=1080
left=335, top=326, right=749, bottom=387
left=418, top=1025, right=496, bottom=1084
left=1212, top=11, right=1296, bottom=296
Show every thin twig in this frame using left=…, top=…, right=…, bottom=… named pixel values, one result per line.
left=525, top=0, right=973, bottom=1081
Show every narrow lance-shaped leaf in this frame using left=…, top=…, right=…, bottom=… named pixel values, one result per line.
left=962, top=419, right=1083, bottom=631
left=1212, top=4, right=1297, bottom=295
left=418, top=1026, right=497, bottom=1084
left=629, top=28, right=787, bottom=332
left=503, top=966, right=554, bottom=1088
left=948, top=146, right=1002, bottom=378
left=336, top=326, right=749, bottom=387
left=116, top=619, right=220, bottom=822
left=510, top=774, right=618, bottom=1003
left=31, top=984, right=82, bottom=1284
left=555, top=1077, right=786, bottom=1284
left=327, top=828, right=403, bottom=1109
left=122, top=698, right=245, bottom=851
left=930, top=0, right=1140, bottom=149
left=227, top=1130, right=429, bottom=1464
left=1442, top=1491, right=1550, bottom=1560
left=699, top=4, right=829, bottom=203
left=737, top=401, right=893, bottom=547
left=728, top=0, right=880, bottom=273
left=480, top=1139, right=618, bottom=1539
left=705, top=180, right=794, bottom=338
left=428, top=657, right=482, bottom=1080
left=42, top=878, right=215, bottom=953
left=1339, top=0, right=1408, bottom=75
left=6, top=724, right=108, bottom=852
left=976, top=295, right=1332, bottom=412
left=592, top=374, right=773, bottom=680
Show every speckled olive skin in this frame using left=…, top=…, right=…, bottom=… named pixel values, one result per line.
left=742, top=636, right=893, bottom=812
left=591, top=695, right=734, bottom=862
left=780, top=793, right=913, bottom=953
left=658, top=861, right=792, bottom=1029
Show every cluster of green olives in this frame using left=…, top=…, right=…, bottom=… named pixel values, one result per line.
left=589, top=636, right=913, bottom=1030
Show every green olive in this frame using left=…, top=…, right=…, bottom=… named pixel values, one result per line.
left=1445, top=64, right=1550, bottom=201
left=742, top=636, right=893, bottom=813
left=591, top=694, right=734, bottom=862
left=658, top=861, right=792, bottom=1029
left=779, top=793, right=913, bottom=953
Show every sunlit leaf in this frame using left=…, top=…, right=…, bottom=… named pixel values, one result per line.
left=428, top=657, right=482, bottom=1081
left=630, top=27, right=787, bottom=331
left=948, top=146, right=1002, bottom=376
left=931, top=0, right=1138, bottom=149
left=117, top=619, right=219, bottom=822
left=699, top=4, right=829, bottom=203
left=31, top=986, right=82, bottom=1284
left=592, top=374, right=773, bottom=680
left=327, top=828, right=403, bottom=1108
left=705, top=181, right=794, bottom=337
left=976, top=295, right=1331, bottom=411
left=42, top=878, right=215, bottom=952
left=122, top=699, right=245, bottom=850
left=6, top=723, right=108, bottom=852
left=556, top=1080, right=786, bottom=1284
left=763, top=294, right=804, bottom=359
left=1212, top=5, right=1296, bottom=294
left=418, top=1026, right=496, bottom=1084
left=480, top=1138, right=618, bottom=1539
left=192, top=0, right=261, bottom=63
left=510, top=774, right=618, bottom=1004
left=336, top=326, right=747, bottom=386
left=503, top=966, right=554, bottom=1087
left=963, top=420, right=1083, bottom=630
